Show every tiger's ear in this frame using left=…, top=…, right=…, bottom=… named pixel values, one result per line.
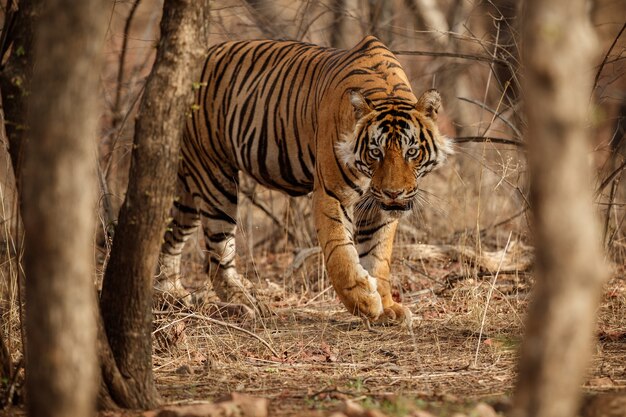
left=349, top=90, right=373, bottom=120
left=416, top=89, right=442, bottom=121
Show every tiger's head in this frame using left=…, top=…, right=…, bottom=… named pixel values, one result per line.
left=337, top=89, right=453, bottom=217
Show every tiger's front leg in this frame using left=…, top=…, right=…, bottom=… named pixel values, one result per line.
left=312, top=190, right=384, bottom=321
left=356, top=212, right=412, bottom=325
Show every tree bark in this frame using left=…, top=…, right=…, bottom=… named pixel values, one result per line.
left=0, top=0, right=38, bottom=181
left=0, top=2, right=39, bottom=357
left=486, top=0, right=520, bottom=109
left=99, top=0, right=207, bottom=409
left=512, top=2, right=608, bottom=417
left=21, top=0, right=107, bottom=416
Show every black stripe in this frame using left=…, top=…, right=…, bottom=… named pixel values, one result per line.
left=327, top=242, right=353, bottom=263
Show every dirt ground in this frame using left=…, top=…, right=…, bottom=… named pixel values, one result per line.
left=0, top=242, right=624, bottom=416
left=148, top=249, right=626, bottom=416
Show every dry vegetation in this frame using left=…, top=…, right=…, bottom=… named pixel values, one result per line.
left=0, top=0, right=625, bottom=416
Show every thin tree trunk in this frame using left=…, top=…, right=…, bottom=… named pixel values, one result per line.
left=99, top=0, right=207, bottom=409
left=368, top=0, right=393, bottom=46
left=486, top=0, right=520, bottom=112
left=0, top=2, right=39, bottom=369
left=243, top=0, right=295, bottom=39
left=0, top=0, right=38, bottom=179
left=512, top=1, right=608, bottom=417
left=408, top=0, right=449, bottom=49
left=22, top=0, right=107, bottom=416
left=329, top=0, right=361, bottom=49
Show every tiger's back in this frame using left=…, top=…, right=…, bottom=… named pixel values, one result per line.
left=184, top=36, right=417, bottom=196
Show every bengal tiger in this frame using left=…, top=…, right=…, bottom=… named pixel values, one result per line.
left=157, top=35, right=452, bottom=325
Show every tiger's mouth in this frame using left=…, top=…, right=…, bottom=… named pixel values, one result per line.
left=380, top=202, right=412, bottom=212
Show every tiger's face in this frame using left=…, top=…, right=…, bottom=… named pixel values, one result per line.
left=338, top=89, right=453, bottom=217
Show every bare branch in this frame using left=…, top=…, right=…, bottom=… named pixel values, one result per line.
left=457, top=96, right=522, bottom=139
left=112, top=0, right=141, bottom=126
left=593, top=21, right=626, bottom=93
left=392, top=49, right=509, bottom=65
left=596, top=159, right=626, bottom=198
left=406, top=0, right=450, bottom=48
left=454, top=136, right=524, bottom=147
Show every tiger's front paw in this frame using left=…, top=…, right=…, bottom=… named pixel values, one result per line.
left=336, top=270, right=384, bottom=320
left=381, top=302, right=413, bottom=327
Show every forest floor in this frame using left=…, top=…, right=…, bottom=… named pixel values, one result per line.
left=147, top=247, right=626, bottom=416
left=0, top=242, right=624, bottom=416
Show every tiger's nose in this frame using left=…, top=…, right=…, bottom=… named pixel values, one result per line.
left=383, top=189, right=402, bottom=199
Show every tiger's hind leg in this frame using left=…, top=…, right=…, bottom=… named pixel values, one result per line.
left=156, top=176, right=201, bottom=303
left=356, top=211, right=412, bottom=326
left=195, top=166, right=270, bottom=318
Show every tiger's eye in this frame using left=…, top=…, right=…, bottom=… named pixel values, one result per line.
left=369, top=148, right=382, bottom=159
left=406, top=147, right=419, bottom=159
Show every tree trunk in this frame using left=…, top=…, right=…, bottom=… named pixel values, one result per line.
left=0, top=0, right=38, bottom=179
left=512, top=2, right=608, bottom=417
left=368, top=0, right=393, bottom=46
left=486, top=0, right=520, bottom=111
left=98, top=0, right=207, bottom=409
left=0, top=2, right=39, bottom=366
left=408, top=0, right=449, bottom=49
left=21, top=0, right=107, bottom=416
left=329, top=0, right=361, bottom=49
left=243, top=0, right=296, bottom=39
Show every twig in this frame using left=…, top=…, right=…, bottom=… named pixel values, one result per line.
left=170, top=311, right=279, bottom=357
left=112, top=0, right=141, bottom=125
left=480, top=207, right=528, bottom=238
left=303, top=285, right=333, bottom=306
left=393, top=49, right=508, bottom=65
left=103, top=83, right=145, bottom=179
left=3, top=357, right=22, bottom=407
left=310, top=386, right=358, bottom=398
left=454, top=136, right=524, bottom=147
left=402, top=259, right=443, bottom=287
left=241, top=0, right=285, bottom=39
left=457, top=96, right=522, bottom=139
left=240, top=188, right=298, bottom=243
left=444, top=269, right=530, bottom=288
left=0, top=0, right=17, bottom=66
left=101, top=0, right=142, bottom=218
left=458, top=150, right=530, bottom=208
left=473, top=231, right=513, bottom=367
left=603, top=171, right=620, bottom=248
left=607, top=209, right=626, bottom=250
left=593, top=21, right=626, bottom=93
left=97, top=160, right=116, bottom=228
left=596, top=159, right=626, bottom=198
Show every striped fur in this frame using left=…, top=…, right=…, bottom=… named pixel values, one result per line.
left=157, top=36, right=452, bottom=322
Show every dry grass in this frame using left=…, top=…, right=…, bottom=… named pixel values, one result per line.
left=148, top=252, right=626, bottom=416
left=153, top=255, right=525, bottom=416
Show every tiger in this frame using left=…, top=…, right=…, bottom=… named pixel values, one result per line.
left=156, top=35, right=452, bottom=325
